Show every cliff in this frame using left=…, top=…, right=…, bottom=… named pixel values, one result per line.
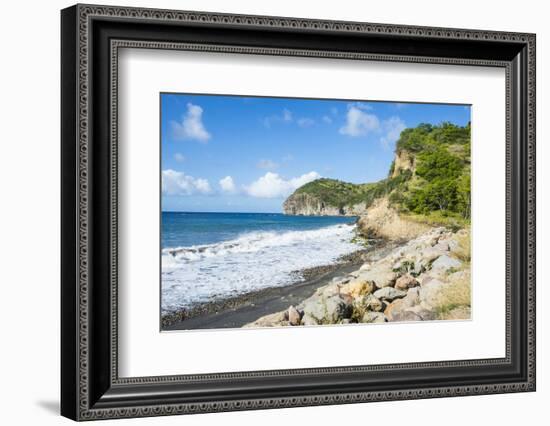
left=282, top=191, right=368, bottom=216
left=282, top=122, right=471, bottom=225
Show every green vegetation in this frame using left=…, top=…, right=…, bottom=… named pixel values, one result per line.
left=294, top=171, right=412, bottom=211
left=395, top=122, right=471, bottom=221
left=287, top=121, right=471, bottom=224
left=396, top=122, right=470, bottom=153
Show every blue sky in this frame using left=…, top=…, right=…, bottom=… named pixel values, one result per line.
left=161, top=93, right=470, bottom=213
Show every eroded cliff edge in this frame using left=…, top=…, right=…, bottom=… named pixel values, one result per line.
left=282, top=122, right=471, bottom=233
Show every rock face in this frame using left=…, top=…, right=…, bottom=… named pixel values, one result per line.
left=283, top=192, right=343, bottom=216
left=282, top=192, right=367, bottom=216
left=244, top=226, right=472, bottom=328
left=356, top=198, right=430, bottom=241
left=391, top=149, right=416, bottom=178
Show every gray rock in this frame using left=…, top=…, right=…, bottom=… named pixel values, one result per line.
left=302, top=294, right=352, bottom=325
left=389, top=310, right=423, bottom=322
left=288, top=305, right=302, bottom=326
left=431, top=255, right=462, bottom=272
left=357, top=267, right=397, bottom=288
left=421, top=247, right=445, bottom=263
left=316, top=283, right=341, bottom=298
left=363, top=294, right=384, bottom=312
left=301, top=313, right=319, bottom=326
left=362, top=311, right=387, bottom=323
left=243, top=311, right=288, bottom=328
left=434, top=241, right=450, bottom=252
left=394, top=274, right=420, bottom=290
left=405, top=305, right=437, bottom=321
left=353, top=294, right=383, bottom=315
left=373, top=287, right=407, bottom=301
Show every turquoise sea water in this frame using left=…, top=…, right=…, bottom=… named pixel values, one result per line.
left=161, top=212, right=361, bottom=313
left=162, top=212, right=356, bottom=248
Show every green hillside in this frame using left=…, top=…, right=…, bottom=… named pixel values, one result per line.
left=285, top=122, right=471, bottom=222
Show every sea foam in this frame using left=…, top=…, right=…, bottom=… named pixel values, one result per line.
left=161, top=223, right=362, bottom=313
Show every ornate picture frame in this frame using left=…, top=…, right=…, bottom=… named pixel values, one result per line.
left=61, top=4, right=535, bottom=421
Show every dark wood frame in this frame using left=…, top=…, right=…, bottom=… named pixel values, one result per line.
left=61, top=4, right=536, bottom=421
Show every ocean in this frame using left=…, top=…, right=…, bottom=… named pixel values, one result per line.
left=161, top=212, right=362, bottom=314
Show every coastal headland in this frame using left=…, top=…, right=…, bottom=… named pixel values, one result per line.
left=162, top=122, right=472, bottom=330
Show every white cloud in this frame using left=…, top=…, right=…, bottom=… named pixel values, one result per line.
left=282, top=109, right=293, bottom=122
left=339, top=105, right=380, bottom=137
left=263, top=108, right=293, bottom=128
left=297, top=117, right=315, bottom=128
left=194, top=178, right=211, bottom=193
left=170, top=103, right=211, bottom=142
left=174, top=153, right=185, bottom=162
left=322, top=115, right=333, bottom=124
left=350, top=102, right=374, bottom=111
left=245, top=171, right=321, bottom=198
left=219, top=176, right=236, bottom=193
left=257, top=159, right=279, bottom=170
left=162, top=169, right=211, bottom=195
left=380, top=116, right=406, bottom=149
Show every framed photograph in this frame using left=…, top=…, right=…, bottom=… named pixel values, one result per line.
left=61, top=4, right=536, bottom=421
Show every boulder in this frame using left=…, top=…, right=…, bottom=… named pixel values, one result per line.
left=390, top=310, right=423, bottom=322
left=288, top=305, right=302, bottom=326
left=353, top=294, right=383, bottom=317
left=243, top=311, right=288, bottom=328
left=384, top=298, right=405, bottom=320
left=406, top=305, right=437, bottom=321
left=362, top=311, right=387, bottom=323
left=301, top=314, right=319, bottom=326
left=421, top=246, right=446, bottom=262
left=394, top=274, right=420, bottom=290
left=302, top=294, right=352, bottom=325
left=373, top=287, right=407, bottom=301
left=383, top=287, right=422, bottom=321
left=340, top=278, right=375, bottom=298
left=431, top=255, right=462, bottom=272
left=434, top=241, right=450, bottom=252
left=405, top=287, right=421, bottom=306
left=357, top=267, right=397, bottom=289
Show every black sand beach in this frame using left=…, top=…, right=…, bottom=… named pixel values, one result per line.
left=161, top=243, right=394, bottom=331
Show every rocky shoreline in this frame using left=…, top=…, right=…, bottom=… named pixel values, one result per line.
left=161, top=245, right=386, bottom=330
left=244, top=226, right=471, bottom=328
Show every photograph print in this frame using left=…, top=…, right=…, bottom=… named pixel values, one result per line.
left=160, top=94, right=472, bottom=331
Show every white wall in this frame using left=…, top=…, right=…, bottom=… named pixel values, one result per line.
left=0, top=0, right=546, bottom=424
